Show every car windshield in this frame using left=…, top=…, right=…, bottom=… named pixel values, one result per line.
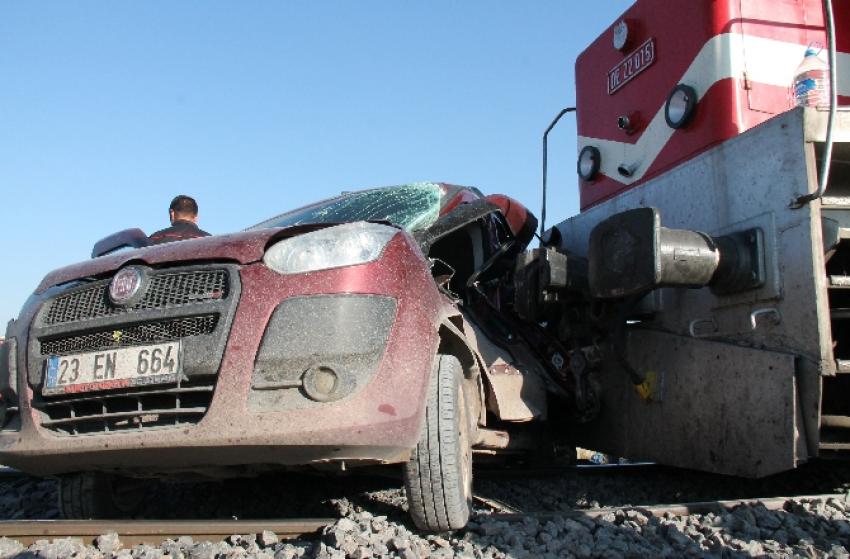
left=251, top=182, right=453, bottom=232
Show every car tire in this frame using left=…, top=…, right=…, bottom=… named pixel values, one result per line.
left=58, top=472, right=144, bottom=519
left=403, top=354, right=473, bottom=532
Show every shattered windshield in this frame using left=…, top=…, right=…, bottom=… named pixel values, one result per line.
left=251, top=182, right=449, bottom=232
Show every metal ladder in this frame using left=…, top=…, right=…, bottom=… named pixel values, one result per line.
left=817, top=139, right=850, bottom=452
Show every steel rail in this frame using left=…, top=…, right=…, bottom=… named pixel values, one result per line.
left=0, top=518, right=335, bottom=546
left=476, top=492, right=850, bottom=521
left=475, top=461, right=658, bottom=479
left=472, top=494, right=522, bottom=514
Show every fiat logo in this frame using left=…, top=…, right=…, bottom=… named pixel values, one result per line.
left=109, top=267, right=144, bottom=305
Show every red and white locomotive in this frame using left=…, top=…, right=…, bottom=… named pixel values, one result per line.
left=535, top=0, right=850, bottom=476
left=575, top=0, right=849, bottom=209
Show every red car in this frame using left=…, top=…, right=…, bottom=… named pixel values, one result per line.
left=0, top=182, right=553, bottom=531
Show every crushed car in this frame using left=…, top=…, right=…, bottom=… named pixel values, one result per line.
left=0, top=182, right=597, bottom=531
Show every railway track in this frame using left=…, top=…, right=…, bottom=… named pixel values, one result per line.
left=0, top=492, right=845, bottom=546
left=1, top=462, right=849, bottom=555
left=0, top=518, right=334, bottom=546
left=0, top=462, right=653, bottom=482
left=472, top=460, right=659, bottom=480
left=474, top=492, right=850, bottom=518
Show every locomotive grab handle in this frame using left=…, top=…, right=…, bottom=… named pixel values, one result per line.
left=750, top=308, right=781, bottom=330
left=688, top=318, right=719, bottom=338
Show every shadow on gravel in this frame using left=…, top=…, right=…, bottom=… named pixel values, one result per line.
left=135, top=472, right=407, bottom=521
left=712, top=499, right=850, bottom=557
left=473, top=460, right=850, bottom=513
left=7, top=460, right=850, bottom=521
left=1, top=470, right=413, bottom=522
left=0, top=477, right=58, bottom=520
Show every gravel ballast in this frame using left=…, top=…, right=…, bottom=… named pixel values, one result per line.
left=1, top=462, right=850, bottom=558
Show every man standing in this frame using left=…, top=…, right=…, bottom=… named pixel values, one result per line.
left=148, top=195, right=211, bottom=245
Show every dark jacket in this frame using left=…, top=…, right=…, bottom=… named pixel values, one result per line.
left=148, top=220, right=211, bottom=245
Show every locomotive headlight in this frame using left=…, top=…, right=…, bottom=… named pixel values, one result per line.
left=263, top=221, right=398, bottom=275
left=665, top=84, right=698, bottom=129
left=578, top=146, right=602, bottom=181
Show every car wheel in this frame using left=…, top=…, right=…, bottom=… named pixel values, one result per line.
left=58, top=472, right=144, bottom=519
left=403, top=354, right=473, bottom=532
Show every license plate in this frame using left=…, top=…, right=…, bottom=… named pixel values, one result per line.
left=43, top=342, right=181, bottom=395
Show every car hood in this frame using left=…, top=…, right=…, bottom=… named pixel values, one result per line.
left=36, top=225, right=322, bottom=293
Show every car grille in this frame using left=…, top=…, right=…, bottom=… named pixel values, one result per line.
left=33, top=379, right=216, bottom=435
left=43, top=270, right=229, bottom=325
left=30, top=264, right=239, bottom=435
left=40, top=315, right=219, bottom=356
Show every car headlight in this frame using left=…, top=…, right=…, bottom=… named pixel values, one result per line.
left=263, top=222, right=399, bottom=275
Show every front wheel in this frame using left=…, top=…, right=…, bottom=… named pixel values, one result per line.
left=403, top=354, right=473, bottom=532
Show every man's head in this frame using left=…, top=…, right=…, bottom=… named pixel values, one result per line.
left=169, top=195, right=199, bottom=225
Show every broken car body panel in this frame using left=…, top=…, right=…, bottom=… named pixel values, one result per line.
left=0, top=182, right=545, bottom=478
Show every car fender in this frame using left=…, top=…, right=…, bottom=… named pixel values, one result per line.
left=436, top=306, right=488, bottom=429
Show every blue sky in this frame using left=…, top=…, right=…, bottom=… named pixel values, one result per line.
left=0, top=2, right=631, bottom=323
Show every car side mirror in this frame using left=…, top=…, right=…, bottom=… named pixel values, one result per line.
left=91, top=228, right=149, bottom=259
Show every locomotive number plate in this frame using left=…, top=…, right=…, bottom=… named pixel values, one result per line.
left=608, top=38, right=656, bottom=95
